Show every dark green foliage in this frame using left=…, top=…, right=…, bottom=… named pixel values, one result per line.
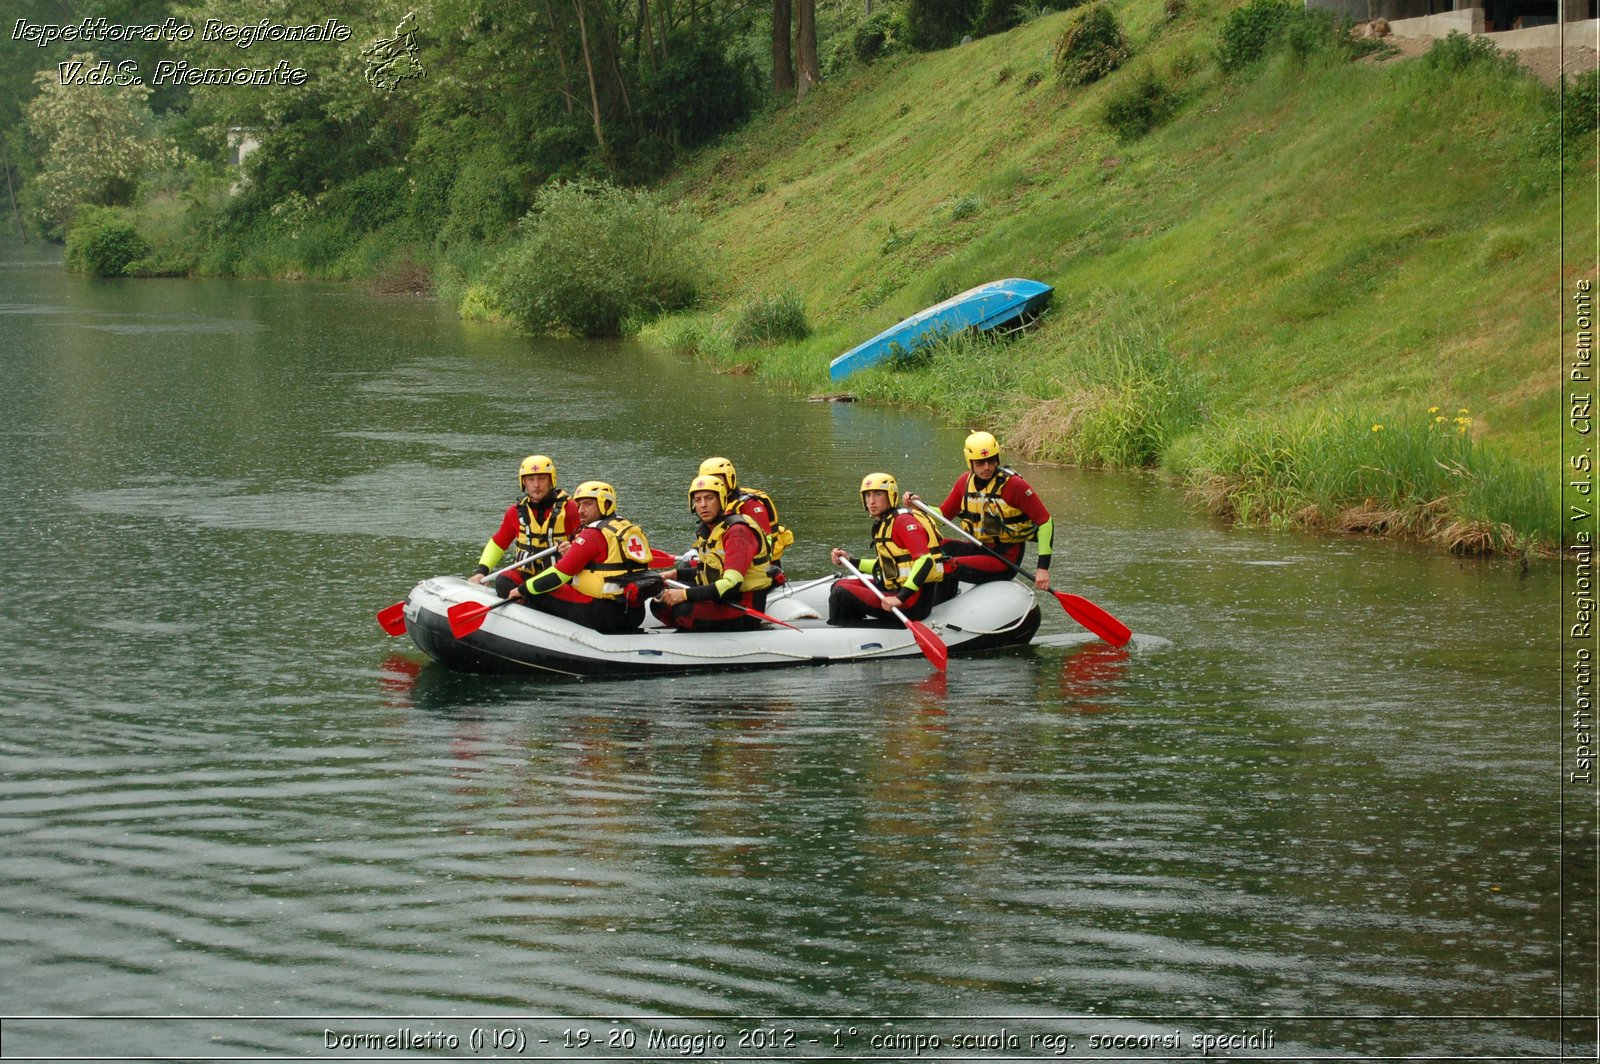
left=1215, top=0, right=1372, bottom=73
left=854, top=11, right=902, bottom=62
left=1215, top=0, right=1297, bottom=72
left=1564, top=68, right=1600, bottom=151
left=64, top=208, right=149, bottom=276
left=907, top=0, right=981, bottom=51
left=1421, top=31, right=1522, bottom=77
left=1102, top=69, right=1182, bottom=140
left=486, top=180, right=704, bottom=337
left=1055, top=4, right=1130, bottom=87
left=640, top=32, right=757, bottom=150
left=436, top=146, right=524, bottom=247
left=318, top=168, right=409, bottom=237
left=973, top=0, right=1024, bottom=39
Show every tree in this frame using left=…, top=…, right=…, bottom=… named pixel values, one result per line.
left=23, top=55, right=176, bottom=237
left=795, top=0, right=820, bottom=98
left=772, top=0, right=795, bottom=95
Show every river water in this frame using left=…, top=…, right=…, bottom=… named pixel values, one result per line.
left=0, top=244, right=1584, bottom=1060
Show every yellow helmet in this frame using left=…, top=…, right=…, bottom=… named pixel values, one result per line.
left=518, top=454, right=557, bottom=486
left=859, top=472, right=899, bottom=510
left=687, top=473, right=728, bottom=511
left=571, top=480, right=617, bottom=517
left=964, top=431, right=1001, bottom=464
left=698, top=456, right=738, bottom=492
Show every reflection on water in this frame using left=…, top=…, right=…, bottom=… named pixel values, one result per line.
left=0, top=245, right=1577, bottom=1058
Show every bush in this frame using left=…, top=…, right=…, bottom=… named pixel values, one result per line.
left=1055, top=4, right=1130, bottom=87
left=1421, top=31, right=1522, bottom=77
left=1101, top=69, right=1182, bottom=140
left=64, top=208, right=150, bottom=276
left=485, top=180, right=705, bottom=337
left=1216, top=0, right=1371, bottom=72
left=1215, top=0, right=1296, bottom=72
left=730, top=292, right=811, bottom=345
left=1565, top=68, right=1600, bottom=152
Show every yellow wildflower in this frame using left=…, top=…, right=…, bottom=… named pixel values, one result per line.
left=1371, top=423, right=1384, bottom=432
left=1428, top=406, right=1440, bottom=414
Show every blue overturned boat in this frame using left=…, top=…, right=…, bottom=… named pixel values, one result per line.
left=828, top=277, right=1053, bottom=381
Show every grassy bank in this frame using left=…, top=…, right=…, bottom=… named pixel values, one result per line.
left=640, top=2, right=1577, bottom=555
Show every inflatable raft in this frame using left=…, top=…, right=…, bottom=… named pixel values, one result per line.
left=402, top=575, right=1042, bottom=678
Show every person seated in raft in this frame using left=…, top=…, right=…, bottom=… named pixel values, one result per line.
left=468, top=454, right=580, bottom=596
left=904, top=430, right=1054, bottom=591
left=506, top=480, right=661, bottom=634
left=651, top=474, right=773, bottom=632
left=828, top=472, right=947, bottom=626
left=694, top=456, right=794, bottom=577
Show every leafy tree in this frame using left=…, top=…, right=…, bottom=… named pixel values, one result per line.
left=23, top=55, right=178, bottom=237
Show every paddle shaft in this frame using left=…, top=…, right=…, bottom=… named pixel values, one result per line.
left=911, top=499, right=1038, bottom=578
left=837, top=557, right=947, bottom=671
left=911, top=499, right=1131, bottom=647
left=663, top=579, right=799, bottom=631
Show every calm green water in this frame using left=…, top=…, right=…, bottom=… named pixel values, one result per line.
left=0, top=244, right=1578, bottom=1059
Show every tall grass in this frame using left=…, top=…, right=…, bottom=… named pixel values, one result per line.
left=1170, top=406, right=1557, bottom=553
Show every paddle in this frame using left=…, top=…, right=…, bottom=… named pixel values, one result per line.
left=436, top=545, right=562, bottom=639
left=440, top=547, right=682, bottom=640
left=911, top=499, right=1131, bottom=647
left=837, top=557, right=948, bottom=672
left=662, top=579, right=802, bottom=631
left=769, top=573, right=838, bottom=597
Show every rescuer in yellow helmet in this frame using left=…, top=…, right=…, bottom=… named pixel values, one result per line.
left=651, top=474, right=773, bottom=632
left=507, top=480, right=660, bottom=633
left=827, top=472, right=946, bottom=625
left=905, top=430, right=1055, bottom=591
left=696, top=456, right=794, bottom=563
left=469, top=454, right=579, bottom=596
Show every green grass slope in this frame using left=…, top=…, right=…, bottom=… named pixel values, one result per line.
left=650, top=0, right=1580, bottom=552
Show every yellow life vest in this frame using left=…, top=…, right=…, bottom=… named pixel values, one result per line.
left=871, top=508, right=945, bottom=593
left=956, top=469, right=1035, bottom=545
left=570, top=517, right=653, bottom=599
left=515, top=490, right=573, bottom=556
left=693, top=514, right=772, bottom=594
left=732, top=484, right=794, bottom=560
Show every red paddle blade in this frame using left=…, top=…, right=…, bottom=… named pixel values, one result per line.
left=1055, top=591, right=1132, bottom=647
left=376, top=601, right=407, bottom=636
left=906, top=618, right=949, bottom=672
left=446, top=600, right=496, bottom=639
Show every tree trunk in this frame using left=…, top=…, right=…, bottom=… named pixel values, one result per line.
left=573, top=0, right=611, bottom=166
left=541, top=0, right=576, bottom=113
left=772, top=0, right=795, bottom=95
left=795, top=0, right=821, bottom=99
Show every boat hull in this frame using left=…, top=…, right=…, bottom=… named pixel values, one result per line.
left=828, top=277, right=1053, bottom=381
left=403, top=576, right=1041, bottom=678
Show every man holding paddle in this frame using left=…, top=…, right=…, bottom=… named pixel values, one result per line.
left=906, top=431, right=1053, bottom=592
left=652, top=473, right=773, bottom=632
left=506, top=480, right=661, bottom=634
left=468, top=454, right=580, bottom=597
left=829, top=472, right=947, bottom=626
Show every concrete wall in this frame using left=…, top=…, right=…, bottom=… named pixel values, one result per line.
left=1385, top=9, right=1484, bottom=35
left=1307, top=0, right=1440, bottom=22
left=1309, top=0, right=1599, bottom=29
